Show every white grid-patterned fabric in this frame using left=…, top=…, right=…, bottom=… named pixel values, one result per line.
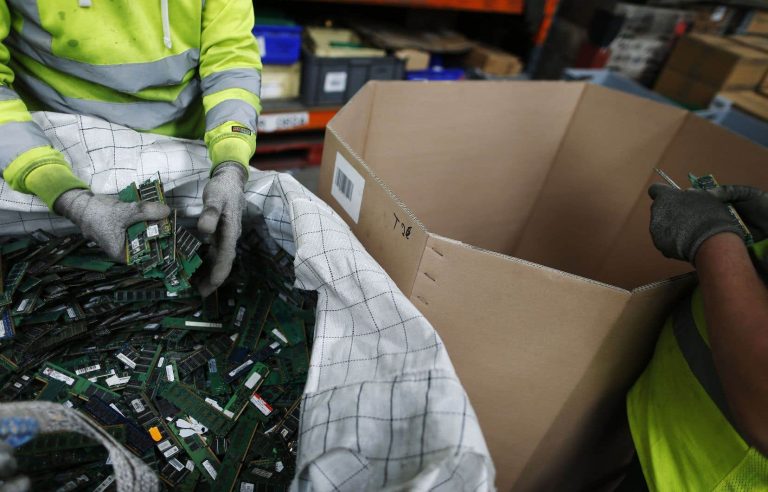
left=0, top=112, right=495, bottom=491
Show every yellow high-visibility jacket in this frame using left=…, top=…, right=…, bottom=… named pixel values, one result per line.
left=628, top=240, right=768, bottom=490
left=0, top=0, right=262, bottom=208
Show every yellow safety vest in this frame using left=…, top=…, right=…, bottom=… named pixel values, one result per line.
left=628, top=239, right=768, bottom=491
left=0, top=0, right=262, bottom=208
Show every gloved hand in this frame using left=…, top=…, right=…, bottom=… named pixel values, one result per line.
left=648, top=183, right=745, bottom=263
left=0, top=442, right=30, bottom=492
left=54, top=190, right=170, bottom=262
left=197, top=162, right=247, bottom=297
left=709, top=185, right=768, bottom=242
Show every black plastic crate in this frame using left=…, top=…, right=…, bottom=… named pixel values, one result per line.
left=300, top=48, right=405, bottom=106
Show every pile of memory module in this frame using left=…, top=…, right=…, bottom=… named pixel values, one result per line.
left=0, top=215, right=315, bottom=490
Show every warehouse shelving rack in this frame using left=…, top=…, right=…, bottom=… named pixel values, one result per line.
left=251, top=0, right=557, bottom=173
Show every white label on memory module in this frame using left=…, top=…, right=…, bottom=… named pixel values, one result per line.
left=42, top=367, right=74, bottom=386
left=249, top=393, right=273, bottom=416
left=75, top=364, right=101, bottom=376
left=202, top=460, right=217, bottom=480
left=116, top=353, right=137, bottom=369
left=244, top=371, right=262, bottom=389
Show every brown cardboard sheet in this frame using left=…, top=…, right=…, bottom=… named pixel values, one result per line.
left=361, top=81, right=583, bottom=256
left=513, top=84, right=687, bottom=281
left=319, top=81, right=768, bottom=491
left=411, top=234, right=632, bottom=489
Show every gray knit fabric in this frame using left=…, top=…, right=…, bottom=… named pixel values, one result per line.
left=54, top=190, right=170, bottom=261
left=710, top=185, right=768, bottom=242
left=0, top=402, right=157, bottom=492
left=648, top=183, right=744, bottom=263
left=197, top=162, right=247, bottom=297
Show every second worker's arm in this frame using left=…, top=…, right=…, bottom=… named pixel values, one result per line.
left=696, top=233, right=768, bottom=454
left=649, top=182, right=768, bottom=453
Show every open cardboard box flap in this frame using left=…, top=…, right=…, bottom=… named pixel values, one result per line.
left=318, top=81, right=768, bottom=490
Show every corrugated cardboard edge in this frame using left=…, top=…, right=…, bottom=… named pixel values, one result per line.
left=514, top=273, right=697, bottom=491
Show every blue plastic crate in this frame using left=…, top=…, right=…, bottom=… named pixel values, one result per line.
left=406, top=67, right=465, bottom=81
left=253, top=24, right=302, bottom=65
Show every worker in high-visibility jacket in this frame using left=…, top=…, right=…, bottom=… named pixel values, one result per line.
left=626, top=183, right=768, bottom=490
left=0, top=1, right=262, bottom=296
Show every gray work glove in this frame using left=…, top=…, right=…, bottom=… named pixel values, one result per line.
left=197, top=162, right=247, bottom=297
left=54, top=190, right=170, bottom=262
left=0, top=442, right=29, bottom=492
left=709, top=185, right=768, bottom=242
left=648, top=183, right=745, bottom=263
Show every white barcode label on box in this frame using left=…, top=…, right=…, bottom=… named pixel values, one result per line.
left=331, top=152, right=365, bottom=223
left=256, top=36, right=267, bottom=56
left=324, top=71, right=347, bottom=93
left=258, top=112, right=309, bottom=133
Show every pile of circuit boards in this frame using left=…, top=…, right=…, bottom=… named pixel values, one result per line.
left=120, top=176, right=203, bottom=292
left=0, top=222, right=315, bottom=490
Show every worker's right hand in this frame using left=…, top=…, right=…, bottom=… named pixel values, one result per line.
left=54, top=189, right=170, bottom=262
left=648, top=183, right=746, bottom=264
left=709, top=185, right=768, bottom=242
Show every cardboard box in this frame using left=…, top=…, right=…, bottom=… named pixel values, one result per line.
left=741, top=9, right=768, bottom=36
left=464, top=44, right=522, bottom=76
left=717, top=90, right=768, bottom=121
left=730, top=34, right=768, bottom=55
left=666, top=34, right=768, bottom=88
left=655, top=34, right=768, bottom=107
left=653, top=67, right=720, bottom=109
left=260, top=63, right=301, bottom=100
left=318, top=81, right=768, bottom=491
left=690, top=5, right=736, bottom=35
left=394, top=48, right=430, bottom=72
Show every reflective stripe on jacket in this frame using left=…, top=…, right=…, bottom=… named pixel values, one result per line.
left=0, top=0, right=262, bottom=208
left=627, top=240, right=768, bottom=491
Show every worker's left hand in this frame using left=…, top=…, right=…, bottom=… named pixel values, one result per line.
left=648, top=183, right=746, bottom=264
left=197, top=162, right=247, bottom=297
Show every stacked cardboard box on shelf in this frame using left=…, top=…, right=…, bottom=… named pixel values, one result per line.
left=654, top=34, right=768, bottom=109
left=463, top=43, right=523, bottom=76
left=716, top=90, right=768, bottom=121
left=740, top=9, right=768, bottom=36
left=689, top=5, right=737, bottom=35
